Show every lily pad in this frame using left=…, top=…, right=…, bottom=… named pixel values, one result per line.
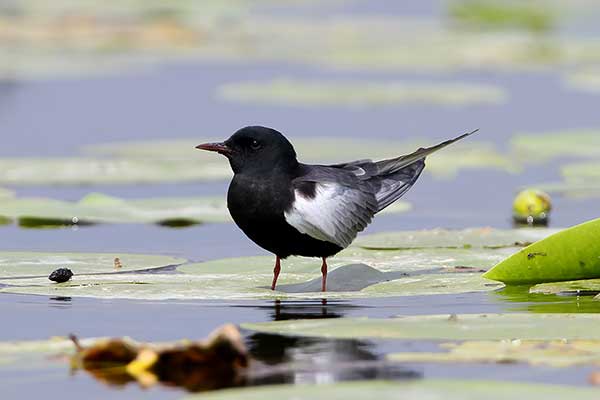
left=0, top=251, right=185, bottom=279
left=0, top=139, right=511, bottom=186
left=530, top=279, right=600, bottom=296
left=510, top=130, right=600, bottom=162
left=354, top=227, right=555, bottom=250
left=564, top=69, right=600, bottom=93
left=0, top=247, right=510, bottom=300
left=0, top=157, right=227, bottom=186
left=0, top=336, right=98, bottom=369
left=448, top=0, right=556, bottom=33
left=562, top=161, right=600, bottom=183
left=241, top=313, right=600, bottom=340
left=186, top=379, right=600, bottom=400
left=525, top=182, right=600, bottom=199
left=483, top=218, right=600, bottom=284
left=388, top=339, right=600, bottom=367
left=0, top=192, right=231, bottom=227
left=0, top=188, right=13, bottom=198
left=87, top=137, right=515, bottom=180
left=216, top=78, right=508, bottom=107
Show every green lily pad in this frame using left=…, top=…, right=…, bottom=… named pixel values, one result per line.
left=0, top=336, right=95, bottom=369
left=562, top=161, right=600, bottom=183
left=530, top=279, right=600, bottom=295
left=0, top=157, right=227, bottom=186
left=87, top=137, right=515, bottom=180
left=0, top=188, right=13, bottom=198
left=0, top=246, right=510, bottom=299
left=186, top=379, right=600, bottom=400
left=216, top=78, right=508, bottom=107
left=0, top=251, right=185, bottom=279
left=511, top=130, right=600, bottom=163
left=564, top=69, right=600, bottom=93
left=5, top=3, right=600, bottom=83
left=524, top=182, right=600, bottom=199
left=0, top=137, right=512, bottom=186
left=388, top=339, right=600, bottom=367
left=241, top=313, right=600, bottom=340
left=0, top=192, right=230, bottom=227
left=354, top=227, right=555, bottom=250
left=448, top=0, right=556, bottom=33
left=483, top=218, right=600, bottom=285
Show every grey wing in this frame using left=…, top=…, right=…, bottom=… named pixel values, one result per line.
left=284, top=172, right=378, bottom=248
left=333, top=158, right=425, bottom=212
left=335, top=129, right=478, bottom=211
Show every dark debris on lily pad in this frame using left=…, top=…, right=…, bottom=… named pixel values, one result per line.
left=48, top=268, right=73, bottom=283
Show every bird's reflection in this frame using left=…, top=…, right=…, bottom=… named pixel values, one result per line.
left=234, top=299, right=368, bottom=322
left=246, top=332, right=419, bottom=386
left=271, top=299, right=346, bottom=320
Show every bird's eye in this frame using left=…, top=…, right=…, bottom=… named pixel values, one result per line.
left=250, top=139, right=261, bottom=150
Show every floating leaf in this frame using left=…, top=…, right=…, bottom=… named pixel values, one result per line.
left=0, top=192, right=230, bottom=227
left=0, top=251, right=185, bottom=279
left=525, top=181, right=600, bottom=200
left=4, top=3, right=600, bottom=83
left=0, top=246, right=510, bottom=299
left=564, top=69, right=600, bottom=93
left=0, top=157, right=227, bottom=186
left=530, top=279, right=600, bottom=295
left=0, top=139, right=511, bottom=186
left=355, top=227, right=554, bottom=250
left=511, top=130, right=600, bottom=163
left=562, top=161, right=600, bottom=183
left=217, top=78, right=508, bottom=107
left=0, top=188, right=13, bottom=198
left=184, top=379, right=600, bottom=400
left=0, top=336, right=99, bottom=369
left=483, top=218, right=600, bottom=284
left=388, top=339, right=600, bottom=367
left=241, top=313, right=600, bottom=340
left=87, top=137, right=515, bottom=180
left=448, top=0, right=556, bottom=33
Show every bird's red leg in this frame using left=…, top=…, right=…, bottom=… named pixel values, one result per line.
left=271, top=256, right=281, bottom=291
left=321, top=257, right=328, bottom=292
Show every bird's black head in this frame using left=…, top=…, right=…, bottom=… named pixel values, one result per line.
left=196, top=126, right=298, bottom=174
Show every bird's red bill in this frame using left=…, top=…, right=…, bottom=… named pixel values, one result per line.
left=195, top=142, right=232, bottom=156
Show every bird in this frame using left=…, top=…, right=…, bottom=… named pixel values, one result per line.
left=196, top=126, right=478, bottom=292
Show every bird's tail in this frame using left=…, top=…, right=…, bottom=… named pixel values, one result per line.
left=373, top=129, right=479, bottom=211
left=375, top=129, right=479, bottom=175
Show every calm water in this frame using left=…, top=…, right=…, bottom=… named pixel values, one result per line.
left=2, top=0, right=600, bottom=398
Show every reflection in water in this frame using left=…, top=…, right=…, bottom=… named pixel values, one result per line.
left=247, top=333, right=419, bottom=386
left=50, top=296, right=72, bottom=302
left=235, top=299, right=367, bottom=322
left=243, top=299, right=419, bottom=386
left=49, top=296, right=72, bottom=309
left=491, top=286, right=600, bottom=313
left=271, top=299, right=344, bottom=321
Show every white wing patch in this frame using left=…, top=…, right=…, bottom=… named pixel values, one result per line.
left=284, top=182, right=372, bottom=248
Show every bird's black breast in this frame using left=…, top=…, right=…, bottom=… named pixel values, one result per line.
left=227, top=172, right=342, bottom=259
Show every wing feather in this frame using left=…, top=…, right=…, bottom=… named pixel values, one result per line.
left=284, top=180, right=376, bottom=248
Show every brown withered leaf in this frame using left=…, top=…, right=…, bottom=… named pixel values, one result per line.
left=70, top=324, right=248, bottom=392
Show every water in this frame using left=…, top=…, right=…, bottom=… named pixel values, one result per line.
left=2, top=0, right=600, bottom=398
